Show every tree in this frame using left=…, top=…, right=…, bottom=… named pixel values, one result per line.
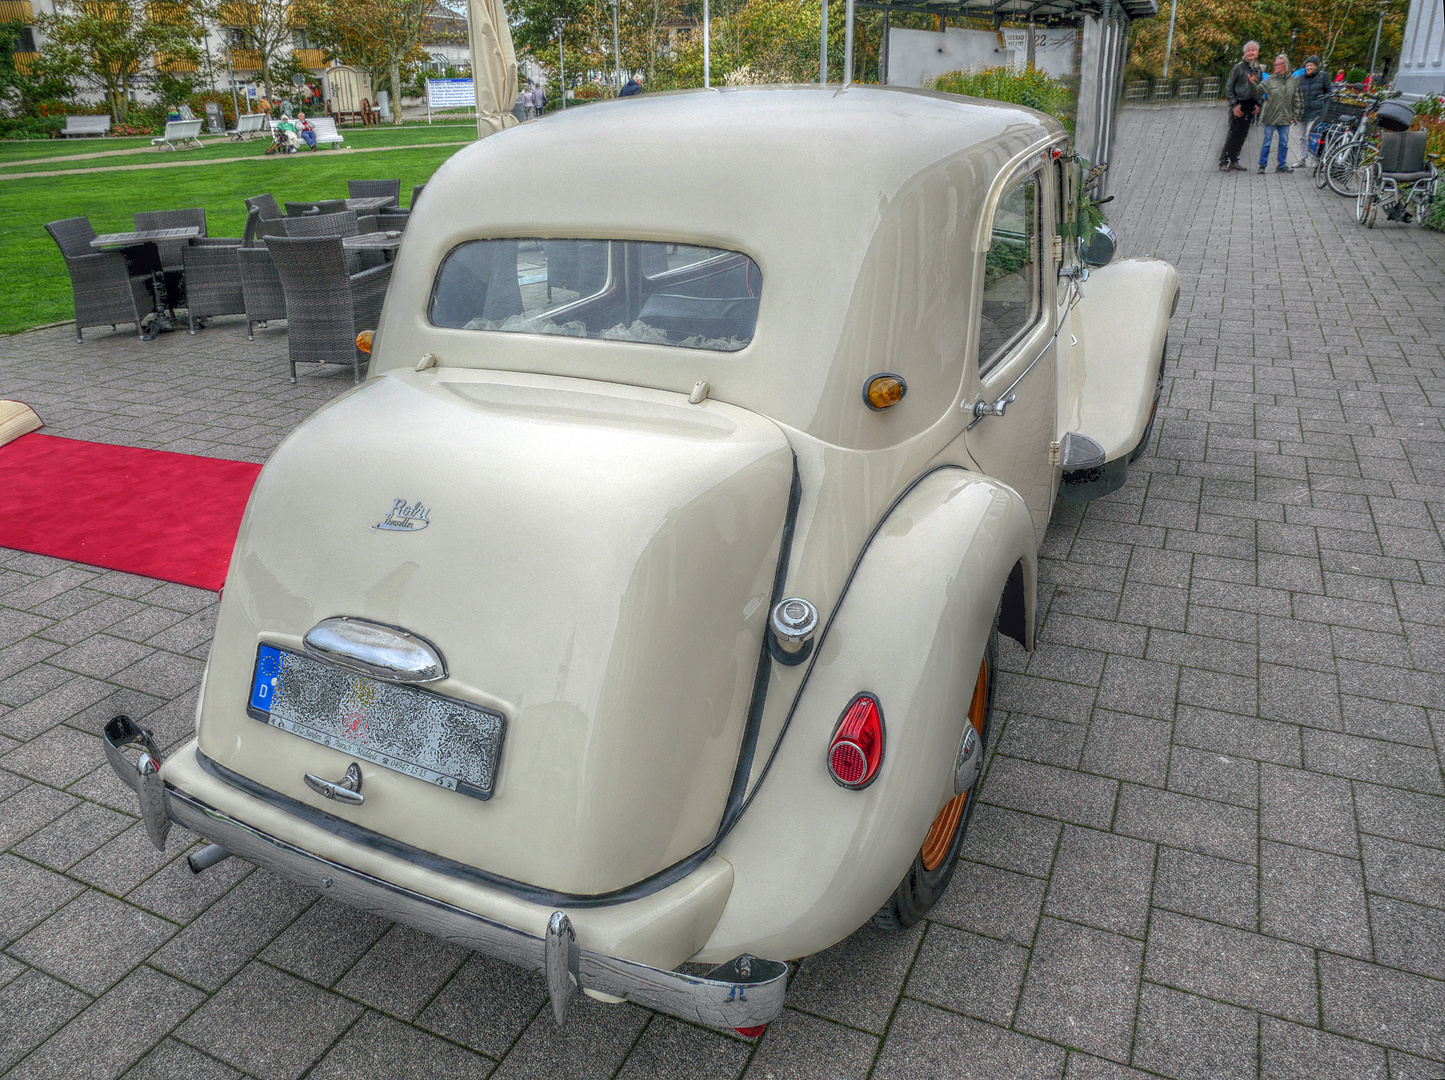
left=36, top=0, right=204, bottom=122
left=295, top=0, right=428, bottom=122
left=212, top=0, right=297, bottom=99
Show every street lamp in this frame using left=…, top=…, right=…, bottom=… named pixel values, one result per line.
left=1162, top=0, right=1178, bottom=79
left=819, top=0, right=828, bottom=83
left=609, top=0, right=621, bottom=95
left=843, top=0, right=854, bottom=87
left=1368, top=0, right=1387, bottom=81
left=554, top=18, right=566, bottom=108
left=703, top=0, right=710, bottom=87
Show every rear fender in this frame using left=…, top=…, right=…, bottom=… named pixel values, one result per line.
left=700, top=468, right=1036, bottom=962
left=1061, top=257, right=1179, bottom=463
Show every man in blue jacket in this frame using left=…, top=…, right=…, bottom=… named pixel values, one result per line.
left=1291, top=56, right=1330, bottom=168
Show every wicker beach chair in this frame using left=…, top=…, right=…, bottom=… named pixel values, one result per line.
left=348, top=179, right=401, bottom=207
left=264, top=235, right=393, bottom=384
left=45, top=217, right=155, bottom=342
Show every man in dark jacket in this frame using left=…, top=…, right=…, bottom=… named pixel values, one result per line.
left=1291, top=55, right=1329, bottom=167
left=619, top=74, right=644, bottom=97
left=1218, top=40, right=1263, bottom=171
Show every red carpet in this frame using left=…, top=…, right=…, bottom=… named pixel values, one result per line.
left=0, top=433, right=261, bottom=591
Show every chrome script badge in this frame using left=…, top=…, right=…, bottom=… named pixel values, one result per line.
left=374, top=498, right=430, bottom=531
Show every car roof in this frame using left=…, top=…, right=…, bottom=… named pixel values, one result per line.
left=383, top=86, right=1064, bottom=449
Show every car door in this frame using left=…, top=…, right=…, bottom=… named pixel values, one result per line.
left=963, top=163, right=1061, bottom=542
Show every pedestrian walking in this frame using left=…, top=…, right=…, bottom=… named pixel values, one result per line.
left=1258, top=54, right=1301, bottom=173
left=1218, top=41, right=1263, bottom=172
left=534, top=83, right=546, bottom=116
left=521, top=85, right=535, bottom=121
left=1291, top=55, right=1329, bottom=167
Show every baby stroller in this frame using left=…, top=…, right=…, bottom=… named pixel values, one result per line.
left=1355, top=131, right=1441, bottom=228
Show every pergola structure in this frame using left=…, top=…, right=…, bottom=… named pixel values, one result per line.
left=853, top=0, right=1159, bottom=195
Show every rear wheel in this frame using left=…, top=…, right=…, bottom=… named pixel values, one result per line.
left=1327, top=140, right=1376, bottom=197
left=1356, top=171, right=1373, bottom=224
left=873, top=621, right=997, bottom=930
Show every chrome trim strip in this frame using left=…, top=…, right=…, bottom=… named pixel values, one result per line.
left=303, top=616, right=448, bottom=684
left=100, top=722, right=787, bottom=1031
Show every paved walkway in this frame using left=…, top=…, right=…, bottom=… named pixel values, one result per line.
left=0, top=104, right=1442, bottom=1079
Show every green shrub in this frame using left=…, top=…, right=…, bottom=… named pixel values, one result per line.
left=0, top=115, right=65, bottom=139
left=1346, top=68, right=1367, bottom=83
left=930, top=66, right=1075, bottom=133
left=1426, top=188, right=1445, bottom=233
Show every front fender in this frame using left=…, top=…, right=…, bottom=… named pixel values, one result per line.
left=1062, top=256, right=1179, bottom=462
left=699, top=467, right=1035, bottom=962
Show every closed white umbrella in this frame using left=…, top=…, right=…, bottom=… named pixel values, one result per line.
left=469, top=0, right=519, bottom=138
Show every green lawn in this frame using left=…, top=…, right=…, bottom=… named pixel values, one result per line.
left=0, top=142, right=465, bottom=333
left=0, top=122, right=475, bottom=175
left=0, top=135, right=155, bottom=164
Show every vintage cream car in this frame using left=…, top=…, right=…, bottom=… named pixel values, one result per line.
left=104, top=86, right=1178, bottom=1033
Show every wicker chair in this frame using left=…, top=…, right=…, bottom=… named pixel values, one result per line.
left=281, top=210, right=360, bottom=238
left=181, top=242, right=247, bottom=334
left=375, top=206, right=409, bottom=230
left=265, top=235, right=393, bottom=383
left=285, top=198, right=349, bottom=217
left=45, top=217, right=156, bottom=341
left=348, top=178, right=400, bottom=207
left=245, top=193, right=283, bottom=221
left=238, top=246, right=286, bottom=341
left=133, top=208, right=207, bottom=271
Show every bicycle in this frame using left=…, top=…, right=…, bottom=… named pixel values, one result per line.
left=1321, top=90, right=1404, bottom=197
left=1312, top=90, right=1371, bottom=189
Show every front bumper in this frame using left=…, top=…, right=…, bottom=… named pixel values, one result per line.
left=103, top=716, right=787, bottom=1030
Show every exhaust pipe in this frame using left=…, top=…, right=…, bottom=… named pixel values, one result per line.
left=187, top=843, right=232, bottom=873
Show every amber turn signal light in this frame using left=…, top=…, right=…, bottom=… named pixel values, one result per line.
left=863, top=373, right=906, bottom=410
left=356, top=330, right=373, bottom=354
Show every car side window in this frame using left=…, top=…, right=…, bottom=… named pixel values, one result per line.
left=978, top=173, right=1042, bottom=374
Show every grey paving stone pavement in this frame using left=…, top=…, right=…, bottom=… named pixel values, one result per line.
left=1, top=103, right=1443, bottom=1077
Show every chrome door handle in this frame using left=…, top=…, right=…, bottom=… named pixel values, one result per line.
left=304, top=762, right=364, bottom=805
left=972, top=393, right=1016, bottom=421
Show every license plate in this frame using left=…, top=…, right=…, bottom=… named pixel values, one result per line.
left=248, top=644, right=505, bottom=800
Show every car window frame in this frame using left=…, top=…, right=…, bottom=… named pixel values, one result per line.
left=976, top=169, right=1045, bottom=376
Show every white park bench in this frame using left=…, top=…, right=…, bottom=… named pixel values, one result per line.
left=226, top=112, right=266, bottom=141
left=62, top=115, right=111, bottom=137
left=309, top=116, right=345, bottom=149
left=151, top=118, right=204, bottom=150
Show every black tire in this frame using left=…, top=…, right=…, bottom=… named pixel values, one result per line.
left=873, top=619, right=998, bottom=930
left=1327, top=140, right=1376, bottom=198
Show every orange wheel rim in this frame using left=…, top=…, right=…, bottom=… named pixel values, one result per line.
left=921, top=657, right=988, bottom=871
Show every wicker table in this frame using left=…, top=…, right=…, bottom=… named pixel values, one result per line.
left=344, top=196, right=396, bottom=212
left=90, top=227, right=202, bottom=339
left=342, top=231, right=404, bottom=261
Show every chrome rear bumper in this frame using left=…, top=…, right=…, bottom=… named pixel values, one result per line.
left=103, top=716, right=786, bottom=1030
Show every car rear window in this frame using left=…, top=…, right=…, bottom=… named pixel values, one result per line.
left=429, top=239, right=762, bottom=352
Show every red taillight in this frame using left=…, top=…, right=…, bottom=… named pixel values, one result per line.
left=828, top=693, right=884, bottom=789
left=735, top=1024, right=767, bottom=1038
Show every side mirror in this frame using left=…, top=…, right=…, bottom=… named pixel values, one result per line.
left=1081, top=223, right=1117, bottom=268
